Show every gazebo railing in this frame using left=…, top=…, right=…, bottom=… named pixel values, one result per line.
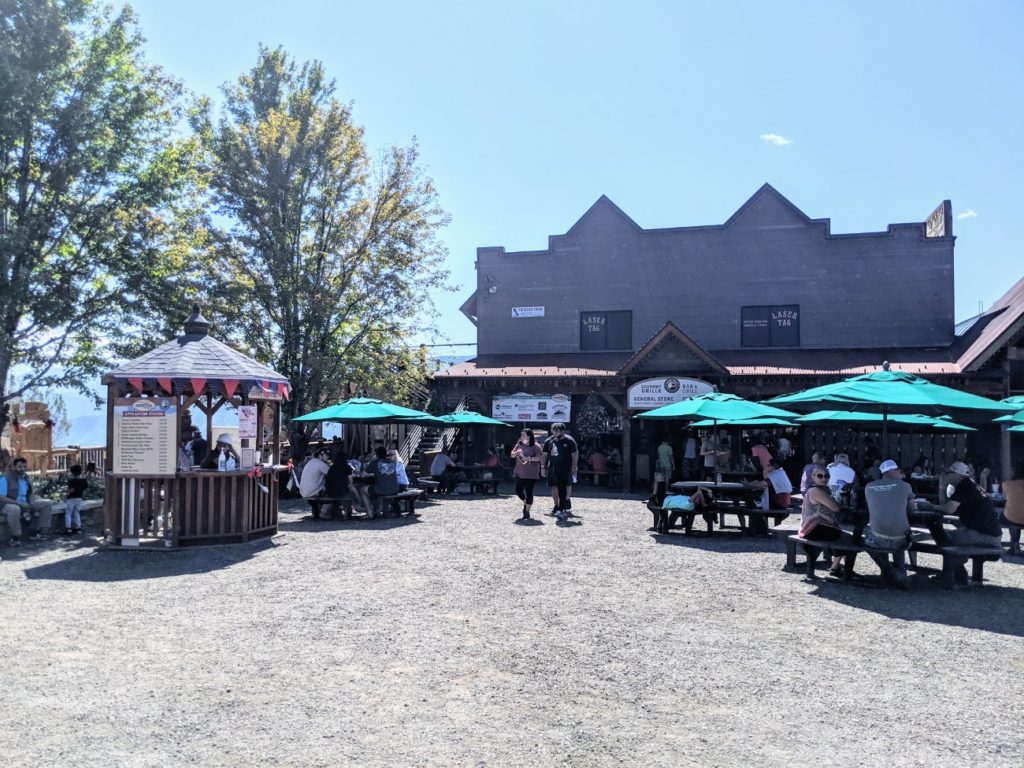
left=106, top=470, right=279, bottom=546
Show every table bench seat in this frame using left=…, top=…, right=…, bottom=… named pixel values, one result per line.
left=309, top=489, right=424, bottom=519
left=460, top=478, right=501, bottom=495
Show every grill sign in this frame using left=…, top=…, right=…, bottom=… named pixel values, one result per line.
left=627, top=377, right=712, bottom=410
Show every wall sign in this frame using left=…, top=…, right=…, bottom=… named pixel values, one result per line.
left=512, top=306, right=545, bottom=318
left=492, top=393, right=571, bottom=423
left=627, top=377, right=713, bottom=410
left=741, top=304, right=800, bottom=347
left=113, top=397, right=177, bottom=475
left=238, top=405, right=258, bottom=439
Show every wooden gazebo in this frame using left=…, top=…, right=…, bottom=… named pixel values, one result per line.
left=101, top=305, right=290, bottom=547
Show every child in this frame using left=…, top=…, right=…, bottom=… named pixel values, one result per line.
left=65, top=464, right=88, bottom=535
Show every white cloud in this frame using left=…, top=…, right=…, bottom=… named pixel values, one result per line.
left=956, top=209, right=978, bottom=220
left=759, top=133, right=793, bottom=146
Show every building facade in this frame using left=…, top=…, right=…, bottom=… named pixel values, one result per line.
left=437, top=185, right=1024, bottom=487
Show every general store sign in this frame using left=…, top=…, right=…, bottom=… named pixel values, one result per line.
left=627, top=377, right=712, bottom=410
left=492, top=393, right=571, bottom=423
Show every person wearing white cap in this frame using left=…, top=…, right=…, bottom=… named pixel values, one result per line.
left=927, top=461, right=1002, bottom=585
left=863, top=459, right=917, bottom=588
left=201, top=433, right=240, bottom=470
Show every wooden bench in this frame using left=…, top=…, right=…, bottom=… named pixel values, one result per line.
left=909, top=541, right=1002, bottom=585
left=416, top=479, right=440, bottom=494
left=713, top=503, right=791, bottom=537
left=462, top=478, right=501, bottom=495
left=576, top=470, right=609, bottom=486
left=647, top=499, right=717, bottom=535
left=308, top=489, right=424, bottom=519
left=379, top=489, right=424, bottom=516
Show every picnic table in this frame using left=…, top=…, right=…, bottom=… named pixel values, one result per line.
left=667, top=480, right=788, bottom=536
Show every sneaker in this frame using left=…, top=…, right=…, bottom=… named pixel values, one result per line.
left=563, top=498, right=572, bottom=511
left=550, top=506, right=559, bottom=516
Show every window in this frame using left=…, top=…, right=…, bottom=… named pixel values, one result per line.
left=581, top=310, right=632, bottom=350
left=741, top=305, right=800, bottom=347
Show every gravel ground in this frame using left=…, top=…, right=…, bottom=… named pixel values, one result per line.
left=2, top=490, right=1023, bottom=767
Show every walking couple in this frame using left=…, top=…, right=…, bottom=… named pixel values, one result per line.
left=511, top=423, right=578, bottom=522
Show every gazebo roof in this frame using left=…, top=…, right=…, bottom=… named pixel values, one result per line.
left=101, top=305, right=289, bottom=399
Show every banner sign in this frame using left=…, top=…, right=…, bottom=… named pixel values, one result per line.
left=492, top=393, right=571, bottom=423
left=321, top=421, right=344, bottom=440
left=627, top=377, right=713, bottom=410
left=512, top=306, right=545, bottom=318
left=238, top=405, right=258, bottom=439
left=113, top=397, right=177, bottom=475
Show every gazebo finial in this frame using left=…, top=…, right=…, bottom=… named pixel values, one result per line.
left=882, top=360, right=891, bottom=371
left=183, top=303, right=211, bottom=337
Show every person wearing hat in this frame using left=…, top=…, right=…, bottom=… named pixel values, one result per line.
left=200, top=433, right=240, bottom=470
left=927, top=461, right=1002, bottom=584
left=863, top=459, right=917, bottom=588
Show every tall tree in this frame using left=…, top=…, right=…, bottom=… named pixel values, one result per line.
left=195, top=47, right=450, bottom=419
left=0, top=0, right=201, bottom=429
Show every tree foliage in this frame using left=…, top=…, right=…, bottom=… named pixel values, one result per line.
left=195, top=47, right=450, bottom=419
left=0, top=0, right=201, bottom=428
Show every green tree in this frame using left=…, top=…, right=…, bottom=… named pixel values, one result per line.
left=0, top=0, right=203, bottom=430
left=195, top=46, right=450, bottom=420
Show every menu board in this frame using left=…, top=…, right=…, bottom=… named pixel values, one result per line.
left=492, top=393, right=571, bottom=423
left=113, top=397, right=177, bottom=475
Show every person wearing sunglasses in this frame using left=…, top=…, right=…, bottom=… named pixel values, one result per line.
left=798, top=465, right=854, bottom=578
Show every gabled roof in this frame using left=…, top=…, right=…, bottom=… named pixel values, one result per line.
left=618, top=322, right=729, bottom=376
left=565, top=195, right=642, bottom=237
left=433, top=352, right=627, bottom=380
left=956, top=273, right=1024, bottom=371
left=723, top=183, right=817, bottom=228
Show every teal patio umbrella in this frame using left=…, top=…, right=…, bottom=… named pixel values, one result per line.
left=993, top=397, right=1024, bottom=424
left=1009, top=424, right=1024, bottom=433
left=435, top=411, right=511, bottom=427
left=794, top=410, right=975, bottom=431
left=292, top=397, right=440, bottom=425
left=765, top=363, right=1016, bottom=441
left=435, top=411, right=512, bottom=465
left=690, top=416, right=795, bottom=428
left=635, top=392, right=798, bottom=422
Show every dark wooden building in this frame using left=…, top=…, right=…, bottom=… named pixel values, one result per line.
left=435, top=185, right=1024, bottom=486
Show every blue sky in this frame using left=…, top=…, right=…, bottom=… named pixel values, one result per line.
left=127, top=0, right=1023, bottom=348
left=49, top=0, right=1023, bottom=425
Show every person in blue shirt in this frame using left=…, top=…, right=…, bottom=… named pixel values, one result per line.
left=2, top=456, right=54, bottom=546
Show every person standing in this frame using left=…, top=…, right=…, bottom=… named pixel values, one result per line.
left=510, top=428, right=543, bottom=520
left=863, top=459, right=916, bottom=589
left=699, top=432, right=718, bottom=481
left=682, top=435, right=698, bottom=480
left=64, top=464, right=89, bottom=535
left=543, top=423, right=578, bottom=521
left=655, top=436, right=675, bottom=495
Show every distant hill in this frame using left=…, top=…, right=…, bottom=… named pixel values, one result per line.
left=56, top=407, right=240, bottom=448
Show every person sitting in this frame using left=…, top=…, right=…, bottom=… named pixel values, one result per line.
left=1000, top=462, right=1023, bottom=557
left=798, top=464, right=854, bottom=578
left=1, top=456, right=54, bottom=546
left=389, top=449, right=409, bottom=491
left=827, top=453, right=857, bottom=496
left=367, top=446, right=400, bottom=517
left=298, top=447, right=331, bottom=518
left=927, top=461, right=1002, bottom=585
left=863, top=459, right=916, bottom=589
left=189, top=427, right=209, bottom=467
left=430, top=449, right=462, bottom=493
left=200, top=433, right=240, bottom=470
left=589, top=448, right=608, bottom=480
left=765, top=458, right=793, bottom=511
left=910, top=455, right=933, bottom=479
left=324, top=450, right=356, bottom=519
left=863, top=458, right=883, bottom=483
left=800, top=452, right=826, bottom=494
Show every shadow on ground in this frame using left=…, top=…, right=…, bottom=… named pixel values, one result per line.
left=807, top=572, right=1024, bottom=638
left=22, top=537, right=279, bottom=582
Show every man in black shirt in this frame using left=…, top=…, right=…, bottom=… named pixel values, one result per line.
left=928, top=461, right=1002, bottom=585
left=543, top=423, right=578, bottom=521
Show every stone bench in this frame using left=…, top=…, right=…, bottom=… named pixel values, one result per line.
left=1, top=499, right=103, bottom=541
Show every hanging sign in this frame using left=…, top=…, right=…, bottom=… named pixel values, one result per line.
left=238, top=405, right=258, bottom=439
left=492, top=393, right=571, bottom=423
left=627, top=377, right=713, bottom=410
left=113, top=397, right=178, bottom=475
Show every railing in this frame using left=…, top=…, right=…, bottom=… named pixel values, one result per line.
left=105, top=469, right=279, bottom=546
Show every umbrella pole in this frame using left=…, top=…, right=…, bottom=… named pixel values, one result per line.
left=882, top=407, right=889, bottom=457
